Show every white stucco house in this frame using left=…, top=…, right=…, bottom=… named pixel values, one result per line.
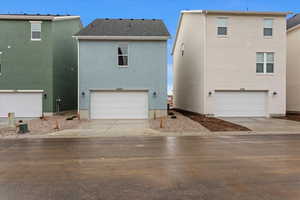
left=172, top=10, right=290, bottom=117
left=287, top=14, right=300, bottom=113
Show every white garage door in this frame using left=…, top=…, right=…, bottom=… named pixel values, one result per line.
left=214, top=91, right=267, bottom=117
left=0, top=92, right=43, bottom=118
left=90, top=91, right=148, bottom=119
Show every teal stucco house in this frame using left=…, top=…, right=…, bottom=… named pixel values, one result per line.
left=0, top=14, right=82, bottom=117
left=74, top=19, right=170, bottom=119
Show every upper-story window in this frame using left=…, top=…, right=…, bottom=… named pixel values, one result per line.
left=180, top=43, right=185, bottom=56
left=118, top=44, right=128, bottom=67
left=264, top=19, right=273, bottom=37
left=256, top=52, right=274, bottom=74
left=30, top=21, right=42, bottom=41
left=217, top=17, right=228, bottom=36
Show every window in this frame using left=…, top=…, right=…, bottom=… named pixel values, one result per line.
left=118, top=44, right=128, bottom=67
left=30, top=21, right=42, bottom=41
left=217, top=17, right=228, bottom=36
left=180, top=43, right=184, bottom=56
left=256, top=52, right=274, bottom=74
left=264, top=19, right=273, bottom=37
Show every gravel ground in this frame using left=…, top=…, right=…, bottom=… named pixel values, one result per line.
left=150, top=111, right=209, bottom=132
left=0, top=114, right=87, bottom=137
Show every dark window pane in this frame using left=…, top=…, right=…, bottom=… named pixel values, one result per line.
left=267, top=63, right=274, bottom=73
left=118, top=45, right=128, bottom=55
left=256, top=63, right=264, bottom=73
left=264, top=28, right=272, bottom=36
left=118, top=56, right=128, bottom=66
left=217, top=27, right=227, bottom=35
left=32, top=31, right=41, bottom=39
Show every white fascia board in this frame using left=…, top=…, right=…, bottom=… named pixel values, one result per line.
left=75, top=36, right=169, bottom=41
left=0, top=90, right=44, bottom=93
left=52, top=16, right=80, bottom=21
left=287, top=24, right=300, bottom=33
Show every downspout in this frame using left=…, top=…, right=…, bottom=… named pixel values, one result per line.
left=203, top=12, right=208, bottom=114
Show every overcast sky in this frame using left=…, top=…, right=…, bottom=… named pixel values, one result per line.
left=1, top=0, right=298, bottom=94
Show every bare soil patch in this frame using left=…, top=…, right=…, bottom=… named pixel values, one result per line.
left=0, top=112, right=87, bottom=137
left=174, top=109, right=251, bottom=132
left=150, top=111, right=208, bottom=132
left=274, top=114, right=300, bottom=122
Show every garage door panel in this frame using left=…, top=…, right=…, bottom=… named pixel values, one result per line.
left=0, top=93, right=43, bottom=118
left=90, top=91, right=148, bottom=119
left=215, top=92, right=267, bottom=117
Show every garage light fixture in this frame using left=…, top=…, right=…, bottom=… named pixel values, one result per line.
left=153, top=91, right=157, bottom=97
left=208, top=91, right=212, bottom=96
left=81, top=91, right=85, bottom=96
left=273, top=91, right=277, bottom=95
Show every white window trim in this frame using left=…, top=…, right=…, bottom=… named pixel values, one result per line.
left=117, top=43, right=129, bottom=68
left=263, top=18, right=273, bottom=38
left=256, top=52, right=274, bottom=74
left=30, top=21, right=42, bottom=41
left=217, top=17, right=229, bottom=37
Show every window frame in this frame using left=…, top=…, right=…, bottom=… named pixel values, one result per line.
left=256, top=52, right=274, bottom=74
left=216, top=17, right=228, bottom=37
left=263, top=18, right=273, bottom=37
left=30, top=21, right=42, bottom=41
left=117, top=43, right=129, bottom=68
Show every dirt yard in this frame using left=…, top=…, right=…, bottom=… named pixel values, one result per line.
left=174, top=109, right=251, bottom=132
left=274, top=113, right=300, bottom=122
left=150, top=111, right=209, bottom=132
left=0, top=113, right=87, bottom=137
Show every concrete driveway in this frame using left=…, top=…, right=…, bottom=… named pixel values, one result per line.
left=48, top=119, right=159, bottom=137
left=221, top=117, right=300, bottom=132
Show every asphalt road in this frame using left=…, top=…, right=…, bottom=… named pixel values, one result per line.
left=0, top=135, right=300, bottom=200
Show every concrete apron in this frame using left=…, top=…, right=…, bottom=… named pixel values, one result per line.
left=47, top=119, right=158, bottom=137
left=219, top=117, right=300, bottom=132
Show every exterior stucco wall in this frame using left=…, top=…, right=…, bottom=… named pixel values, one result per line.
left=0, top=20, right=54, bottom=112
left=78, top=40, right=167, bottom=115
left=173, top=13, right=205, bottom=113
left=287, top=28, right=300, bottom=112
left=205, top=14, right=286, bottom=116
left=52, top=19, right=81, bottom=112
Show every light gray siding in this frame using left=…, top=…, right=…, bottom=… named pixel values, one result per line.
left=79, top=40, right=167, bottom=111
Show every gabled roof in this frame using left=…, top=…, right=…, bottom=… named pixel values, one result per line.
left=75, top=18, right=170, bottom=40
left=0, top=14, right=80, bottom=21
left=287, top=14, right=300, bottom=31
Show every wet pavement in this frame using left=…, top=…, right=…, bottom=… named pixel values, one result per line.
left=1, top=135, right=300, bottom=200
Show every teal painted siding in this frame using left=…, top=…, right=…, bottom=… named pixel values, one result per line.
left=79, top=40, right=167, bottom=110
left=0, top=18, right=81, bottom=113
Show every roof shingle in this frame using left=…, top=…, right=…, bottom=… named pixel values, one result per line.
left=75, top=18, right=170, bottom=37
left=287, top=14, right=300, bottom=30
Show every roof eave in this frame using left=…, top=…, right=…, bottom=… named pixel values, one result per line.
left=73, top=35, right=170, bottom=41
left=288, top=24, right=300, bottom=33
left=0, top=15, right=80, bottom=21
left=181, top=10, right=292, bottom=16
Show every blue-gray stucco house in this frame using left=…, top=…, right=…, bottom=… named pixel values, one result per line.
left=74, top=19, right=170, bottom=119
